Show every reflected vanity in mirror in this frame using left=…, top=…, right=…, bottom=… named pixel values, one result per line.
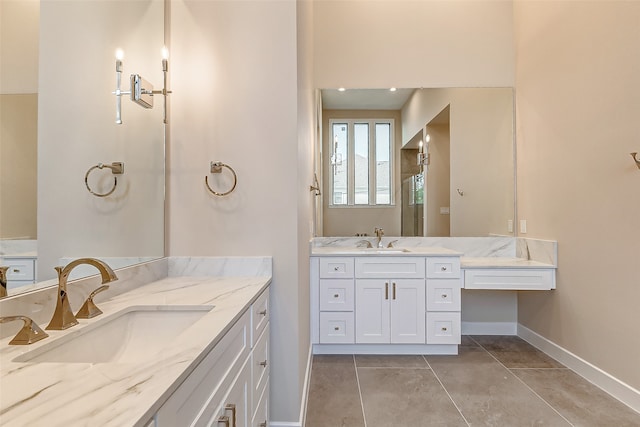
left=316, top=88, right=515, bottom=238
left=0, top=0, right=166, bottom=298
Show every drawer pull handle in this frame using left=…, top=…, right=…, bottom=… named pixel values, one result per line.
left=225, top=404, right=237, bottom=427
left=441, top=327, right=448, bottom=331
left=441, top=266, right=448, bottom=271
left=259, top=309, right=267, bottom=316
left=385, top=282, right=389, bottom=300
left=217, top=415, right=230, bottom=427
left=260, top=360, right=268, bottom=367
left=13, top=269, right=20, bottom=273
left=392, top=282, right=396, bottom=300
left=334, top=294, right=339, bottom=298
left=334, top=326, right=340, bottom=331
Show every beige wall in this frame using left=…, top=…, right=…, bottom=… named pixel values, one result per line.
left=38, top=1, right=165, bottom=281
left=402, top=88, right=515, bottom=236
left=0, top=95, right=37, bottom=239
left=322, top=109, right=402, bottom=236
left=169, top=0, right=311, bottom=422
left=313, top=0, right=515, bottom=89
left=0, top=0, right=39, bottom=94
left=515, top=1, right=640, bottom=390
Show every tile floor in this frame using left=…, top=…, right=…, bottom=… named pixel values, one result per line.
left=304, top=336, right=640, bottom=427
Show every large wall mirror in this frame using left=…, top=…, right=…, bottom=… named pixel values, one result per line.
left=0, top=0, right=166, bottom=298
left=316, top=87, right=515, bottom=238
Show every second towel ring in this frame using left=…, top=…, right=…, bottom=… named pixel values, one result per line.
left=205, top=161, right=237, bottom=196
left=85, top=162, right=124, bottom=197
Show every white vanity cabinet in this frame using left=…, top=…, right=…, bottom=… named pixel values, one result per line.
left=311, top=255, right=460, bottom=355
left=154, top=287, right=270, bottom=427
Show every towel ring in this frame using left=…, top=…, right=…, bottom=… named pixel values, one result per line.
left=205, top=161, right=237, bottom=196
left=85, top=162, right=124, bottom=197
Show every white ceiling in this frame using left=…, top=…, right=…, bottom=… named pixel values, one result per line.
left=321, top=88, right=415, bottom=110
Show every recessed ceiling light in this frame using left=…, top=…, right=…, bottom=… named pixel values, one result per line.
left=338, top=87, right=346, bottom=92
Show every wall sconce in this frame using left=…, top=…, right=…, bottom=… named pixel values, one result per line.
left=631, top=152, right=640, bottom=169
left=417, top=134, right=430, bottom=172
left=112, top=47, right=172, bottom=124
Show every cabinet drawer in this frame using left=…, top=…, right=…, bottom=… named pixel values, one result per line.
left=355, top=257, right=425, bottom=279
left=252, top=379, right=269, bottom=427
left=319, top=312, right=354, bottom=344
left=155, top=310, right=250, bottom=426
left=426, top=279, right=461, bottom=311
left=464, top=268, right=555, bottom=290
left=426, top=257, right=460, bottom=279
left=3, top=258, right=35, bottom=281
left=252, top=288, right=269, bottom=346
left=319, top=279, right=354, bottom=312
left=319, top=257, right=354, bottom=279
left=252, top=324, right=269, bottom=419
left=426, top=312, right=461, bottom=344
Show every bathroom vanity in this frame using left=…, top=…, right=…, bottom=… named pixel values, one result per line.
left=0, top=258, right=271, bottom=427
left=310, top=237, right=558, bottom=354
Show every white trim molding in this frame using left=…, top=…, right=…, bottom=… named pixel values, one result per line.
left=271, top=344, right=313, bottom=427
left=518, top=324, right=640, bottom=414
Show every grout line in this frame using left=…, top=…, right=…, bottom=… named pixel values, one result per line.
left=473, top=338, right=575, bottom=427
left=422, top=354, right=471, bottom=427
left=353, top=354, right=368, bottom=427
left=356, top=366, right=431, bottom=369
left=509, top=367, right=570, bottom=370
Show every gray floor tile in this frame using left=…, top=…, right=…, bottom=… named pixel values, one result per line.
left=512, top=368, right=640, bottom=427
left=461, top=335, right=479, bottom=347
left=427, top=347, right=571, bottom=426
left=472, top=335, right=565, bottom=368
left=305, top=355, right=365, bottom=427
left=355, top=354, right=430, bottom=368
left=357, top=367, right=467, bottom=427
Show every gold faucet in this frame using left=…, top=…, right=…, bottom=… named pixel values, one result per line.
left=0, top=315, right=49, bottom=345
left=0, top=266, right=8, bottom=298
left=46, top=258, right=118, bottom=330
left=374, top=227, right=385, bottom=248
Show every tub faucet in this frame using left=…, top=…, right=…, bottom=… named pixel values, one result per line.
left=374, top=227, right=384, bottom=248
left=46, top=258, right=118, bottom=330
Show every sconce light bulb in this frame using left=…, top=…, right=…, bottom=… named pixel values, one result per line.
left=426, top=134, right=431, bottom=143
left=115, top=48, right=124, bottom=60
left=418, top=140, right=423, bottom=153
left=162, top=46, right=169, bottom=60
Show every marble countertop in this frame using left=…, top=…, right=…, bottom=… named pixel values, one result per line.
left=311, top=246, right=462, bottom=256
left=461, top=257, right=556, bottom=269
left=0, top=275, right=271, bottom=427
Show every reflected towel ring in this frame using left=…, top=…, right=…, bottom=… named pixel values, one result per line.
left=85, top=162, right=124, bottom=197
left=205, top=161, right=237, bottom=196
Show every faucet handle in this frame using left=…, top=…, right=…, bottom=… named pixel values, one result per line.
left=76, top=285, right=110, bottom=319
left=387, top=240, right=398, bottom=248
left=0, top=315, right=49, bottom=345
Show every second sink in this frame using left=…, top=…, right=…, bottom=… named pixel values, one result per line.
left=14, top=305, right=214, bottom=364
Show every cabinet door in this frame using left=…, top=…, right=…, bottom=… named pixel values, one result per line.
left=390, top=279, right=426, bottom=343
left=212, top=359, right=251, bottom=427
left=355, top=280, right=390, bottom=343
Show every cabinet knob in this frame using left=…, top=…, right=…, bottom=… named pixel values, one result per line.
left=334, top=294, right=339, bottom=298
left=441, top=327, right=448, bottom=331
left=259, top=309, right=267, bottom=316
left=217, top=415, right=230, bottom=427
left=260, top=360, right=268, bottom=367
left=334, top=326, right=340, bottom=331
left=334, top=266, right=339, bottom=271
left=441, top=266, right=448, bottom=271
left=13, top=269, right=20, bottom=273
left=441, top=294, right=448, bottom=299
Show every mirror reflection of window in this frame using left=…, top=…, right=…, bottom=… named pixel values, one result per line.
left=329, top=119, right=394, bottom=207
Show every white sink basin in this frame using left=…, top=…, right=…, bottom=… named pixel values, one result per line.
left=361, top=248, right=410, bottom=253
left=14, top=305, right=214, bottom=364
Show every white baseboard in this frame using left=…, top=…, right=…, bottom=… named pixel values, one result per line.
left=270, top=344, right=313, bottom=427
left=518, top=324, right=640, bottom=414
left=462, top=321, right=517, bottom=335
